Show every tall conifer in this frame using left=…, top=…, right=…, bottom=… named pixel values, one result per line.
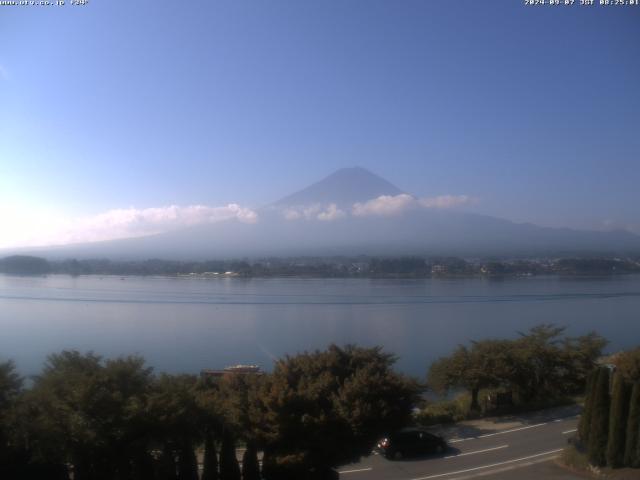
left=588, top=367, right=611, bottom=466
left=606, top=373, right=631, bottom=467
left=202, top=432, right=219, bottom=480
left=624, top=383, right=640, bottom=467
left=241, top=443, right=260, bottom=480
left=220, top=431, right=241, bottom=480
left=579, top=368, right=599, bottom=446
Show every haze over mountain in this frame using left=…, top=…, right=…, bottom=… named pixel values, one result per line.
left=2, top=167, right=640, bottom=259
left=6, top=167, right=640, bottom=260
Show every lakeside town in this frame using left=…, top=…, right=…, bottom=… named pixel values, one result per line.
left=2, top=255, right=640, bottom=278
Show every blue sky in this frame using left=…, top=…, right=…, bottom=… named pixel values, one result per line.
left=1, top=0, right=639, bottom=247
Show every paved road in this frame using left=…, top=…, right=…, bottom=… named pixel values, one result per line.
left=337, top=414, right=579, bottom=480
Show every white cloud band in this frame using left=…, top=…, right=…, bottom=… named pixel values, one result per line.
left=0, top=203, right=258, bottom=249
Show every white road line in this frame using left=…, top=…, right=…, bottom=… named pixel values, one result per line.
left=444, top=444, right=508, bottom=459
left=477, top=422, right=546, bottom=438
left=409, top=448, right=564, bottom=480
left=338, top=467, right=373, bottom=474
left=562, top=428, right=577, bottom=435
left=449, top=422, right=547, bottom=443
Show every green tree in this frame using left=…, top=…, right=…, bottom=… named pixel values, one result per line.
left=561, top=332, right=608, bottom=393
left=0, top=360, right=25, bottom=478
left=429, top=325, right=607, bottom=410
left=16, top=351, right=155, bottom=480
left=215, top=373, right=265, bottom=450
left=428, top=340, right=512, bottom=411
left=613, top=347, right=640, bottom=382
left=27, top=352, right=155, bottom=480
left=606, top=373, right=631, bottom=467
left=257, top=344, right=421, bottom=479
left=510, top=325, right=568, bottom=401
left=148, top=374, right=205, bottom=480
left=588, top=367, right=611, bottom=467
left=624, top=383, right=640, bottom=468
left=0, top=360, right=22, bottom=440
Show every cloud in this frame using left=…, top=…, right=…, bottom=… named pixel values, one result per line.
left=75, top=204, right=257, bottom=239
left=282, top=204, right=345, bottom=221
left=352, top=194, right=476, bottom=217
left=317, top=204, right=346, bottom=221
left=281, top=204, right=323, bottom=221
left=352, top=194, right=415, bottom=217
left=601, top=219, right=640, bottom=234
left=419, top=195, right=475, bottom=209
left=0, top=203, right=258, bottom=249
left=281, top=193, right=476, bottom=221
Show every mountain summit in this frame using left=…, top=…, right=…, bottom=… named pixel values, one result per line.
left=275, top=167, right=404, bottom=207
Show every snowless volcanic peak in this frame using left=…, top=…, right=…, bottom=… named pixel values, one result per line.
left=274, top=167, right=405, bottom=207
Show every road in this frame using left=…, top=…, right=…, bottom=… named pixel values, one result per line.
left=337, top=414, right=579, bottom=480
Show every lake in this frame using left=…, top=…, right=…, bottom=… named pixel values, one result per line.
left=1, top=274, right=639, bottom=378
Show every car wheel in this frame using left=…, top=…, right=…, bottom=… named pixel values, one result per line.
left=435, top=444, right=444, bottom=454
left=393, top=450, right=403, bottom=460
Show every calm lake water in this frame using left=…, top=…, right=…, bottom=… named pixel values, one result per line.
left=1, top=274, right=639, bottom=377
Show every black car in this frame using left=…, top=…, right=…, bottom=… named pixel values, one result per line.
left=377, top=428, right=447, bottom=460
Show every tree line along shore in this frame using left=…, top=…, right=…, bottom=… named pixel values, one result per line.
left=1, top=325, right=638, bottom=479
left=2, top=254, right=640, bottom=278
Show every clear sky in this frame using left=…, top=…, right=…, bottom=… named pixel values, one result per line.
left=1, top=0, right=639, bottom=248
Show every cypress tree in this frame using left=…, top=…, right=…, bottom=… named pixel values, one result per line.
left=241, top=443, right=260, bottom=480
left=579, top=368, right=599, bottom=447
left=588, top=367, right=611, bottom=467
left=606, top=373, right=631, bottom=467
left=157, top=447, right=178, bottom=480
left=131, top=450, right=156, bottom=480
left=219, top=431, right=241, bottom=480
left=202, top=432, right=219, bottom=480
left=177, top=441, right=199, bottom=480
left=624, top=383, right=640, bottom=467
left=260, top=449, right=277, bottom=480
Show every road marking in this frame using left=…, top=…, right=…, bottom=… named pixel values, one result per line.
left=449, top=422, right=547, bottom=443
left=338, top=467, right=373, bottom=474
left=437, top=455, right=560, bottom=480
left=562, top=428, right=577, bottom=435
left=409, top=448, right=564, bottom=480
left=444, top=444, right=508, bottom=459
left=477, top=422, right=546, bottom=438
